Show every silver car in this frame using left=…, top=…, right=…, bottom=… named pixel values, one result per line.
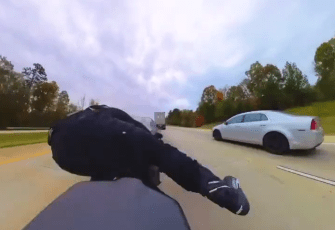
left=212, top=110, right=324, bottom=154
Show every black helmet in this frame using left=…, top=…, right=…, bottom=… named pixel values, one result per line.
left=48, top=105, right=154, bottom=179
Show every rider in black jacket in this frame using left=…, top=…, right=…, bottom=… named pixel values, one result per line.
left=48, top=105, right=249, bottom=216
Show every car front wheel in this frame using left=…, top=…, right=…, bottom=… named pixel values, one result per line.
left=263, top=132, right=289, bottom=155
left=213, top=130, right=222, bottom=141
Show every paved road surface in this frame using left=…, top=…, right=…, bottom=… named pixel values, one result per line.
left=161, top=127, right=335, bottom=230
left=0, top=144, right=89, bottom=230
left=0, top=127, right=335, bottom=229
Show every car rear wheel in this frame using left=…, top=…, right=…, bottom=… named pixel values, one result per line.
left=213, top=130, right=222, bottom=141
left=263, top=132, right=289, bottom=155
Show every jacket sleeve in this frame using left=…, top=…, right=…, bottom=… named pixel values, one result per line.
left=142, top=134, right=221, bottom=195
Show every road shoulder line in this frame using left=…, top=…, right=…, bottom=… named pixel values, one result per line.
left=0, top=151, right=50, bottom=166
left=277, top=165, right=335, bottom=186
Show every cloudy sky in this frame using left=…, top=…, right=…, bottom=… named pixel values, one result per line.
left=1, top=0, right=335, bottom=118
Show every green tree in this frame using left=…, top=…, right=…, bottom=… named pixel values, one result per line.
left=169, top=108, right=182, bottom=125
left=245, top=62, right=285, bottom=110
left=314, top=42, right=335, bottom=100
left=282, top=62, right=315, bottom=107
left=0, top=55, right=77, bottom=127
left=197, top=102, right=216, bottom=123
left=235, top=100, right=245, bottom=114
left=0, top=57, right=29, bottom=127
left=30, top=81, right=59, bottom=126
left=180, top=110, right=196, bottom=127
left=214, top=99, right=236, bottom=121
left=226, top=85, right=247, bottom=101
left=0, top=72, right=30, bottom=127
left=22, top=63, right=48, bottom=89
left=200, top=85, right=218, bottom=104
left=166, top=108, right=181, bottom=126
left=329, top=37, right=335, bottom=47
left=55, top=91, right=70, bottom=120
left=215, top=101, right=225, bottom=121
left=31, top=81, right=59, bottom=113
left=239, top=78, right=252, bottom=99
left=168, top=110, right=173, bottom=117
left=245, top=62, right=265, bottom=98
left=198, top=85, right=218, bottom=123
left=218, top=85, right=229, bottom=100
left=0, top=56, right=14, bottom=72
left=68, top=103, right=79, bottom=114
left=314, top=42, right=335, bottom=76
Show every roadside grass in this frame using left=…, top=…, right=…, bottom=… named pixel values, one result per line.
left=318, top=116, right=335, bottom=135
left=285, top=100, right=335, bottom=135
left=196, top=100, right=335, bottom=135
left=0, top=132, right=48, bottom=148
left=285, top=101, right=335, bottom=118
left=3, top=127, right=49, bottom=130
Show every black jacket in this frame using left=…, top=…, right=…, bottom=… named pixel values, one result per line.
left=49, top=105, right=220, bottom=196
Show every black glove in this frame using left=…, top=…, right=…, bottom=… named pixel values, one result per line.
left=205, top=176, right=250, bottom=216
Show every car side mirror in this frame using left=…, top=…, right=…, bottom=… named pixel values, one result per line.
left=154, top=133, right=163, bottom=139
left=224, top=121, right=228, bottom=125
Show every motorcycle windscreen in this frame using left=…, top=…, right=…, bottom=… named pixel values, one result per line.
left=23, top=178, right=191, bottom=230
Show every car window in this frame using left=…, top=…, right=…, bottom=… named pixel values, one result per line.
left=244, top=113, right=262, bottom=122
left=260, top=114, right=268, bottom=121
left=226, top=115, right=244, bottom=124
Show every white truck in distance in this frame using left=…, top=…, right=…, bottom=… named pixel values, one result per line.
left=154, top=112, right=166, bottom=130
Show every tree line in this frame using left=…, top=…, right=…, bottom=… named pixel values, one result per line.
left=167, top=37, right=335, bottom=127
left=0, top=56, right=99, bottom=128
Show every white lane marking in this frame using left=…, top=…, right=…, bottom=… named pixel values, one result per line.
left=322, top=143, right=335, bottom=145
left=277, top=166, right=335, bottom=186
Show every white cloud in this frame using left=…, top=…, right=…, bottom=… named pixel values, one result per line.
left=173, top=98, right=191, bottom=110
left=127, top=0, right=258, bottom=73
left=1, top=0, right=335, bottom=117
left=120, top=0, right=260, bottom=108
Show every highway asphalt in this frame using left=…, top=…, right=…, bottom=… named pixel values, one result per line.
left=0, top=127, right=334, bottom=229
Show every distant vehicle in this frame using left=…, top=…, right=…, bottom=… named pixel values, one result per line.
left=212, top=110, right=324, bottom=154
left=132, top=116, right=158, bottom=135
left=154, top=112, right=166, bottom=130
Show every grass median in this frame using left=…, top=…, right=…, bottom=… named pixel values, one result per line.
left=0, top=132, right=48, bottom=148
left=285, top=101, right=335, bottom=135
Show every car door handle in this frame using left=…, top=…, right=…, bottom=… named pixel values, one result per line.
left=260, top=125, right=266, bottom=126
